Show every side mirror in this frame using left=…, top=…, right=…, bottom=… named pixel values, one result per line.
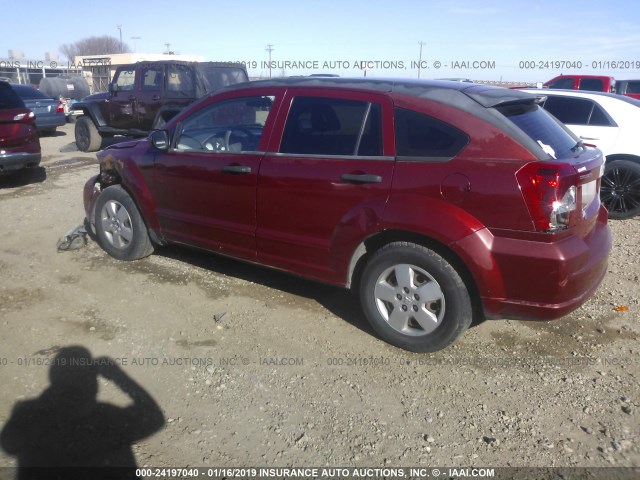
left=150, top=130, right=170, bottom=152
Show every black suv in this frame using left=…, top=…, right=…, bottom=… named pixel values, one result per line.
left=73, top=61, right=248, bottom=152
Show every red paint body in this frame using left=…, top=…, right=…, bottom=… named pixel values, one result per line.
left=84, top=79, right=611, bottom=322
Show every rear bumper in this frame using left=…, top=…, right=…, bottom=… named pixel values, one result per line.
left=453, top=206, right=612, bottom=320
left=36, top=115, right=66, bottom=130
left=0, top=151, right=41, bottom=174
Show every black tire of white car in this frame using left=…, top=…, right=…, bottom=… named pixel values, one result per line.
left=75, top=115, right=102, bottom=152
left=359, top=242, right=473, bottom=352
left=94, top=185, right=154, bottom=261
left=601, top=159, right=640, bottom=220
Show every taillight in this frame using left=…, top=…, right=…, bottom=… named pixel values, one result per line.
left=56, top=101, right=64, bottom=113
left=13, top=111, right=35, bottom=122
left=516, top=162, right=579, bottom=232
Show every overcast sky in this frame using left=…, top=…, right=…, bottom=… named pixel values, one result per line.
left=2, top=0, right=639, bottom=82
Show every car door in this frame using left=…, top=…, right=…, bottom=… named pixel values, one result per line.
left=152, top=93, right=280, bottom=261
left=136, top=64, right=165, bottom=129
left=256, top=89, right=395, bottom=284
left=109, top=67, right=138, bottom=129
left=541, top=95, right=619, bottom=153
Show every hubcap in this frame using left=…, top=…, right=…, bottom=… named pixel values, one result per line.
left=374, top=264, right=445, bottom=336
left=601, top=166, right=640, bottom=214
left=100, top=200, right=133, bottom=250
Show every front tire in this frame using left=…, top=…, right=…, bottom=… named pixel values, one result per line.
left=75, top=115, right=102, bottom=152
left=359, top=242, right=472, bottom=352
left=601, top=159, right=640, bottom=219
left=94, top=185, right=153, bottom=261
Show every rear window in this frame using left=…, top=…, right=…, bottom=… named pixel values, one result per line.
left=11, top=84, right=49, bottom=100
left=0, top=83, right=25, bottom=108
left=499, top=103, right=578, bottom=160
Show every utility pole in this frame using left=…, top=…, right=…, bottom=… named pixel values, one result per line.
left=165, top=43, right=171, bottom=55
left=117, top=25, right=123, bottom=53
left=418, top=41, right=426, bottom=79
left=131, top=36, right=141, bottom=53
left=266, top=44, right=274, bottom=78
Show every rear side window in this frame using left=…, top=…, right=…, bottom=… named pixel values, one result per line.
left=394, top=108, right=468, bottom=160
left=200, top=67, right=249, bottom=90
left=579, top=78, right=604, bottom=91
left=280, top=96, right=383, bottom=156
left=499, top=102, right=577, bottom=160
left=141, top=66, right=164, bottom=91
left=542, top=96, right=613, bottom=126
left=167, top=64, right=196, bottom=98
left=0, top=83, right=25, bottom=108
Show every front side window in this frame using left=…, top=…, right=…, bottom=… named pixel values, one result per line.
left=175, top=96, right=274, bottom=153
left=547, top=78, right=575, bottom=89
left=394, top=108, right=468, bottom=159
left=114, top=69, right=135, bottom=91
left=279, top=96, right=383, bottom=156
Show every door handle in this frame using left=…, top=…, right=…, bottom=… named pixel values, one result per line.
left=152, top=95, right=160, bottom=101
left=222, top=165, right=251, bottom=174
left=341, top=173, right=382, bottom=184
left=128, top=95, right=137, bottom=101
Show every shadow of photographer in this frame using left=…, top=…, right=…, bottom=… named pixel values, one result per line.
left=1, top=346, right=164, bottom=479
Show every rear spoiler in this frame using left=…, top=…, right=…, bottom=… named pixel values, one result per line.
left=461, top=84, right=538, bottom=108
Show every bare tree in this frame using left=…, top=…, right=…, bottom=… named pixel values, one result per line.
left=60, top=36, right=131, bottom=61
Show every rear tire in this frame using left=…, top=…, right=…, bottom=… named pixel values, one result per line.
left=359, top=242, right=472, bottom=352
left=601, top=159, right=640, bottom=219
left=94, top=185, right=153, bottom=261
left=75, top=116, right=102, bottom=152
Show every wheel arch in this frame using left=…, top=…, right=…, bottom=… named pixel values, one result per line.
left=605, top=153, right=640, bottom=164
left=73, top=102, right=106, bottom=127
left=347, top=230, right=484, bottom=321
left=96, top=155, right=164, bottom=244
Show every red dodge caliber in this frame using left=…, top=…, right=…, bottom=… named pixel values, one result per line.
left=83, top=78, right=611, bottom=352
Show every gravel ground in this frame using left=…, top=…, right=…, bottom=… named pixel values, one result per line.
left=0, top=123, right=638, bottom=475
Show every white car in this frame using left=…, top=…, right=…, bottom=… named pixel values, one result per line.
left=522, top=88, right=640, bottom=219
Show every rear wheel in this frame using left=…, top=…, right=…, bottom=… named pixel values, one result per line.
left=359, top=242, right=472, bottom=352
left=94, top=185, right=153, bottom=261
left=75, top=116, right=102, bottom=152
left=601, top=159, right=640, bottom=219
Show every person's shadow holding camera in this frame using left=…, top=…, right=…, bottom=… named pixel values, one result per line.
left=1, top=346, right=164, bottom=479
